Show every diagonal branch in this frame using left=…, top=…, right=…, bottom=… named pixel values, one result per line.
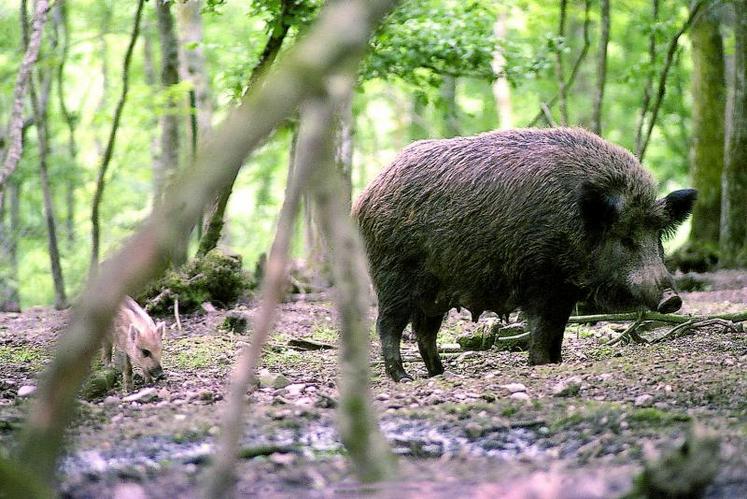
left=11, top=0, right=399, bottom=489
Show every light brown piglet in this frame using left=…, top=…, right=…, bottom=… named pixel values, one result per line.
left=102, top=296, right=165, bottom=391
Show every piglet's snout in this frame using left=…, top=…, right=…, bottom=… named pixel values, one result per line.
left=656, top=288, right=682, bottom=314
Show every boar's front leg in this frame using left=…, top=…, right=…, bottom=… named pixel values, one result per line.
left=526, top=295, right=576, bottom=366
left=411, top=310, right=445, bottom=377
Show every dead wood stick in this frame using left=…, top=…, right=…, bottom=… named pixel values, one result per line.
left=174, top=296, right=182, bottom=333
left=568, top=310, right=747, bottom=325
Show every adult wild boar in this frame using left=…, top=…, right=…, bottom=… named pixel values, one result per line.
left=353, top=128, right=696, bottom=381
left=102, top=295, right=165, bottom=391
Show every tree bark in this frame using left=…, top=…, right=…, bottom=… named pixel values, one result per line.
left=13, top=1, right=398, bottom=490
left=56, top=0, right=78, bottom=248
left=689, top=3, right=725, bottom=246
left=0, top=180, right=21, bottom=312
left=491, top=12, right=512, bottom=129
left=591, top=0, right=610, bottom=135
left=154, top=0, right=182, bottom=208
left=720, top=0, right=747, bottom=267
left=196, top=1, right=292, bottom=257
left=90, top=0, right=145, bottom=270
left=26, top=0, right=67, bottom=310
left=142, top=21, right=162, bottom=196
left=555, top=0, right=569, bottom=125
left=0, top=0, right=49, bottom=205
left=306, top=87, right=397, bottom=484
left=635, top=0, right=659, bottom=155
left=440, top=75, right=460, bottom=138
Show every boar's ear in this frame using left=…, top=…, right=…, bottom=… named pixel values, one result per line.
left=577, top=182, right=621, bottom=232
left=128, top=324, right=140, bottom=342
left=659, top=189, right=697, bottom=234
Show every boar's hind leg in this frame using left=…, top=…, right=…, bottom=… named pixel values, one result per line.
left=526, top=297, right=575, bottom=366
left=412, top=310, right=445, bottom=377
left=377, top=305, right=411, bottom=382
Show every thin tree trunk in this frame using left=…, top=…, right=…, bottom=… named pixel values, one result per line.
left=409, top=93, right=428, bottom=141
left=90, top=0, right=145, bottom=270
left=142, top=21, right=162, bottom=195
left=555, top=0, right=569, bottom=125
left=56, top=0, right=78, bottom=248
left=93, top=4, right=112, bottom=156
left=154, top=0, right=181, bottom=207
left=636, top=0, right=707, bottom=161
left=0, top=180, right=21, bottom=312
left=689, top=3, right=725, bottom=246
left=177, top=0, right=212, bottom=137
left=196, top=1, right=292, bottom=257
left=305, top=87, right=397, bottom=483
left=25, top=0, right=67, bottom=310
left=591, top=0, right=610, bottom=135
left=491, top=12, right=512, bottom=129
left=635, top=0, right=659, bottom=155
left=720, top=0, right=747, bottom=267
left=335, top=87, right=355, bottom=212
left=440, top=75, right=460, bottom=138
left=526, top=0, right=591, bottom=127
left=0, top=0, right=49, bottom=205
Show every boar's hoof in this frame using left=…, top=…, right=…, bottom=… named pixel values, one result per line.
left=656, top=289, right=682, bottom=314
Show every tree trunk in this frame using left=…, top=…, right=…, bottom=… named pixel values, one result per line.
left=491, top=12, right=512, bottom=129
left=154, top=0, right=181, bottom=206
left=142, top=21, right=162, bottom=195
left=720, top=0, right=747, bottom=267
left=0, top=0, right=49, bottom=205
left=591, top=0, right=610, bottom=135
left=196, top=2, right=292, bottom=257
left=409, top=93, right=428, bottom=141
left=55, top=0, right=77, bottom=248
left=555, top=0, right=569, bottom=125
left=440, top=75, right=460, bottom=138
left=177, top=0, right=212, bottom=139
left=335, top=87, right=355, bottom=212
left=26, top=0, right=67, bottom=309
left=90, top=0, right=145, bottom=270
left=689, top=4, right=725, bottom=246
left=0, top=180, right=21, bottom=312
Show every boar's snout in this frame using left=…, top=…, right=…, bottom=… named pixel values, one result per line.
left=656, top=288, right=682, bottom=314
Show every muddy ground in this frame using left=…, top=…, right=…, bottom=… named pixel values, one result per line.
left=1, top=271, right=746, bottom=498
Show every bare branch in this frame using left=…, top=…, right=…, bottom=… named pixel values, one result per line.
left=636, top=0, right=708, bottom=161
left=90, top=0, right=146, bottom=269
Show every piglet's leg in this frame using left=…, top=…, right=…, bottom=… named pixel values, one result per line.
left=122, top=355, right=133, bottom=392
left=101, top=336, right=113, bottom=367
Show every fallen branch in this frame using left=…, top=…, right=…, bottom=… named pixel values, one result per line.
left=568, top=310, right=747, bottom=325
left=173, top=296, right=182, bottom=333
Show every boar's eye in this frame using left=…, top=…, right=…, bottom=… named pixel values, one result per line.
left=141, top=349, right=151, bottom=358
left=621, top=236, right=637, bottom=249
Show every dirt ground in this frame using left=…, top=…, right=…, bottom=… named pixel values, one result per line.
left=1, top=271, right=746, bottom=498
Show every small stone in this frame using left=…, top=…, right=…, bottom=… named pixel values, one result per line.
left=510, top=392, right=531, bottom=401
left=375, top=393, right=390, bottom=401
left=114, top=483, right=147, bottom=499
left=456, top=351, right=478, bottom=362
left=501, top=383, right=527, bottom=394
left=111, top=413, right=124, bottom=423
left=269, top=452, right=296, bottom=465
left=103, top=396, right=119, bottom=406
left=174, top=414, right=187, bottom=421
left=17, top=385, right=36, bottom=397
left=552, top=376, right=583, bottom=397
left=598, top=373, right=614, bottom=382
left=158, top=388, right=171, bottom=401
left=123, top=387, right=158, bottom=403
left=284, top=383, right=306, bottom=396
left=258, top=370, right=290, bottom=389
left=198, top=390, right=214, bottom=402
left=635, top=394, right=654, bottom=407
left=464, top=422, right=483, bottom=439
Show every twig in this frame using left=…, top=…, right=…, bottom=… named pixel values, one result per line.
left=173, top=296, right=182, bottom=333
left=540, top=103, right=557, bottom=127
left=605, top=312, right=646, bottom=346
left=568, top=310, right=747, bottom=324
left=652, top=318, right=740, bottom=344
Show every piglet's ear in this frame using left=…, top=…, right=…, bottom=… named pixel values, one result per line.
left=577, top=182, right=621, bottom=232
left=128, top=324, right=140, bottom=342
left=156, top=322, right=166, bottom=341
left=658, top=188, right=697, bottom=232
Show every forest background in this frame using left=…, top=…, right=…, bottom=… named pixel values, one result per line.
left=0, top=0, right=745, bottom=310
